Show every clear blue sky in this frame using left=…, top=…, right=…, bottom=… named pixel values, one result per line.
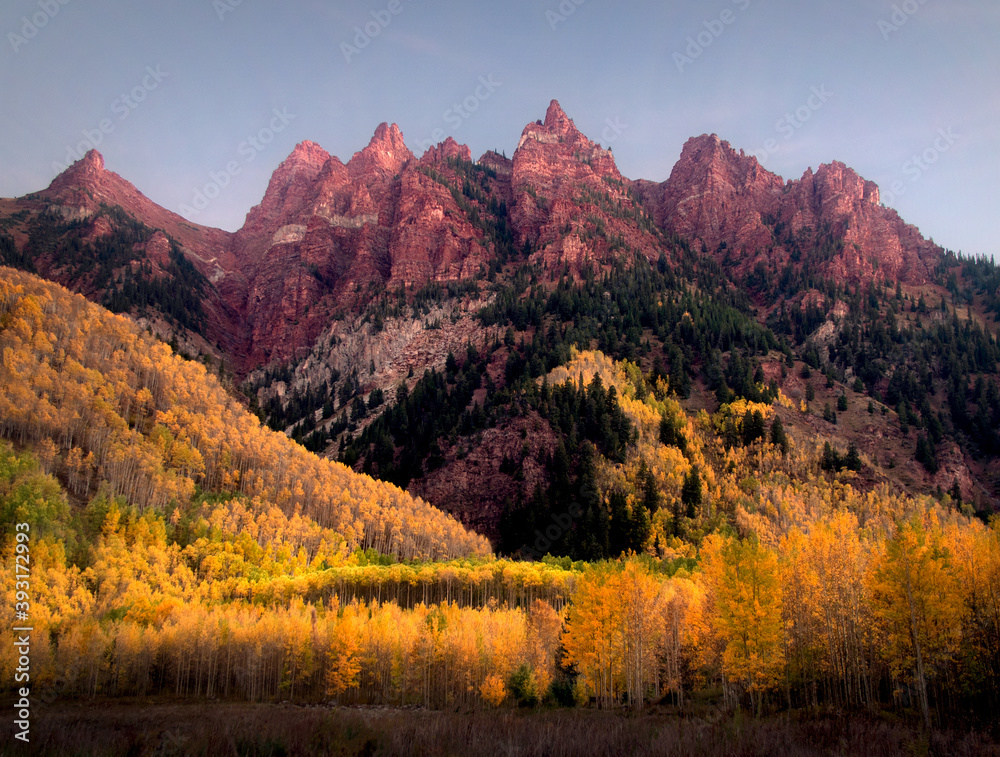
left=1, top=0, right=997, bottom=257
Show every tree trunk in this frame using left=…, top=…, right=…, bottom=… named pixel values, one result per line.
left=904, top=567, right=931, bottom=731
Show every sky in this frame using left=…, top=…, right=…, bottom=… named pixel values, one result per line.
left=1, top=0, right=997, bottom=257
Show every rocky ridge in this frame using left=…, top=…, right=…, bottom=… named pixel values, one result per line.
left=5, top=99, right=950, bottom=375
left=636, top=134, right=939, bottom=284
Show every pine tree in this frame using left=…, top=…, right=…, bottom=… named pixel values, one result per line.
left=741, top=409, right=766, bottom=445
left=845, top=442, right=862, bottom=472
left=949, top=477, right=963, bottom=510
left=641, top=464, right=660, bottom=515
left=681, top=466, right=702, bottom=519
left=769, top=415, right=788, bottom=455
left=915, top=433, right=938, bottom=473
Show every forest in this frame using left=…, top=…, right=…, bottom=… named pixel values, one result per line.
left=2, top=266, right=999, bottom=746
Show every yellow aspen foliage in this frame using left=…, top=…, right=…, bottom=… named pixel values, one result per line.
left=526, top=599, right=563, bottom=696
left=711, top=399, right=774, bottom=438
left=479, top=673, right=507, bottom=706
left=325, top=601, right=364, bottom=700
left=867, top=516, right=963, bottom=729
left=618, top=560, right=664, bottom=707
left=700, top=534, right=784, bottom=710
left=658, top=575, right=703, bottom=706
left=562, top=565, right=623, bottom=708
left=561, top=560, right=664, bottom=708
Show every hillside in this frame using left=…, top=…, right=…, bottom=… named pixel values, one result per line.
left=0, top=266, right=488, bottom=561
left=1, top=240, right=999, bottom=744
left=2, top=100, right=1000, bottom=537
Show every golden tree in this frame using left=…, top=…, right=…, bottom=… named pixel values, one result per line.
left=867, top=516, right=962, bottom=730
left=700, top=534, right=784, bottom=713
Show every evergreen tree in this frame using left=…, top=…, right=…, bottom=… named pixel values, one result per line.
left=681, top=466, right=702, bottom=518
left=845, top=442, right=862, bottom=472
left=823, top=403, right=837, bottom=424
left=769, top=415, right=788, bottom=455
left=822, top=441, right=841, bottom=471
left=608, top=489, right=631, bottom=556
left=640, top=463, right=660, bottom=514
left=741, top=409, right=766, bottom=445
left=915, top=433, right=938, bottom=473
left=949, top=477, right=963, bottom=510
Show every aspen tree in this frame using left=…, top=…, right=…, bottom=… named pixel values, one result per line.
left=700, top=534, right=784, bottom=713
left=868, top=517, right=962, bottom=730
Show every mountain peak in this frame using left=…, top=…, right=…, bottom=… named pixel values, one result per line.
left=810, top=161, right=881, bottom=206
left=349, top=122, right=413, bottom=177
left=516, top=100, right=591, bottom=154
left=373, top=122, right=404, bottom=143
left=674, top=133, right=778, bottom=189
left=419, top=137, right=472, bottom=165
left=543, top=99, right=572, bottom=131
left=681, top=133, right=742, bottom=162
left=80, top=148, right=105, bottom=171
left=286, top=140, right=331, bottom=166
left=47, top=149, right=106, bottom=192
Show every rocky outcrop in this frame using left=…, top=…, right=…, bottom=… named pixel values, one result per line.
left=509, top=100, right=662, bottom=271
left=636, top=134, right=940, bottom=283
left=635, top=134, right=783, bottom=260
left=781, top=161, right=937, bottom=284
left=26, top=150, right=242, bottom=356
left=226, top=124, right=501, bottom=367
left=40, top=150, right=236, bottom=276
left=13, top=101, right=951, bottom=373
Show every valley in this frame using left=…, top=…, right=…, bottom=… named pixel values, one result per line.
left=1, top=99, right=999, bottom=754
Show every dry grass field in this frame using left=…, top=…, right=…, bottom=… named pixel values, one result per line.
left=10, top=701, right=1000, bottom=757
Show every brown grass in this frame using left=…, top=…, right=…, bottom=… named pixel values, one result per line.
left=10, top=701, right=999, bottom=757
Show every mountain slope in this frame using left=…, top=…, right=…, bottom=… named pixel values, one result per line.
left=0, top=266, right=489, bottom=560
left=2, top=100, right=999, bottom=536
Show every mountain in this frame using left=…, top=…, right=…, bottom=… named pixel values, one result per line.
left=0, top=265, right=489, bottom=560
left=0, top=99, right=947, bottom=370
left=508, top=100, right=662, bottom=266
left=41, top=149, right=234, bottom=269
left=2, top=99, right=999, bottom=541
left=635, top=134, right=940, bottom=284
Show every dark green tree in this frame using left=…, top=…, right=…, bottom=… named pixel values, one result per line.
left=681, top=465, right=702, bottom=519
left=741, top=409, right=767, bottom=445
left=915, top=433, right=938, bottom=473
left=769, top=415, right=788, bottom=455
left=949, top=477, right=963, bottom=510
left=845, top=442, right=862, bottom=472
